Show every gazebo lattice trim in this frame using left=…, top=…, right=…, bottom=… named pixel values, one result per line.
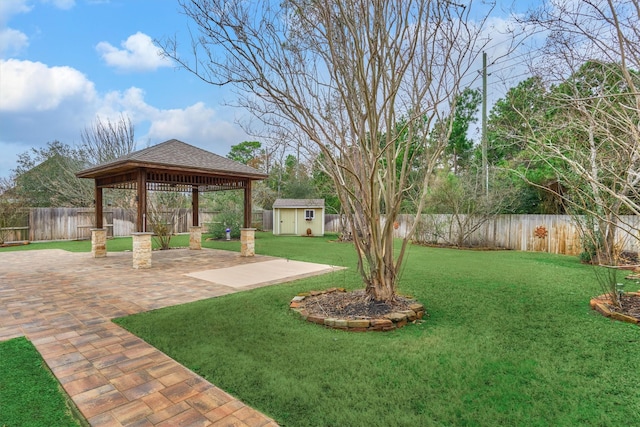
left=96, top=171, right=248, bottom=193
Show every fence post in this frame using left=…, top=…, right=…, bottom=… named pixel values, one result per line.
left=28, top=209, right=34, bottom=242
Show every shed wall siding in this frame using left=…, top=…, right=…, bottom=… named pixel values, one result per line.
left=273, top=207, right=324, bottom=236
left=296, top=208, right=323, bottom=236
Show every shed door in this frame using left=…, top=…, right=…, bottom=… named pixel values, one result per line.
left=279, top=209, right=296, bottom=234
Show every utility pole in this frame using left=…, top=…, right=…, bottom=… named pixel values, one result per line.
left=481, top=51, right=488, bottom=197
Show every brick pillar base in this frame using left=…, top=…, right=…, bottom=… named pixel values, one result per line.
left=189, top=226, right=202, bottom=250
left=132, top=232, right=154, bottom=269
left=240, top=228, right=256, bottom=257
left=91, top=228, right=107, bottom=258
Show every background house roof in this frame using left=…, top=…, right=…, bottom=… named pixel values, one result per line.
left=76, top=139, right=267, bottom=179
left=273, top=199, right=325, bottom=208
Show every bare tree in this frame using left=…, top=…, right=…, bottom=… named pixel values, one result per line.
left=147, top=191, right=189, bottom=250
left=80, top=114, right=136, bottom=165
left=518, top=1, right=640, bottom=265
left=80, top=114, right=138, bottom=213
left=509, top=0, right=640, bottom=306
left=13, top=115, right=137, bottom=207
left=160, top=0, right=499, bottom=301
left=416, top=170, right=518, bottom=248
left=0, top=177, right=27, bottom=244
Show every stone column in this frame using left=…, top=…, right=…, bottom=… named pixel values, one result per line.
left=132, top=232, right=153, bottom=269
left=189, top=226, right=202, bottom=250
left=240, top=228, right=256, bottom=257
left=91, top=228, right=107, bottom=258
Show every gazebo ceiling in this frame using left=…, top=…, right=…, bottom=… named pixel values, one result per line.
left=76, top=139, right=267, bottom=192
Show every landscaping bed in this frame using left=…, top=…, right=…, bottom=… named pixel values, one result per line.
left=290, top=288, right=425, bottom=331
left=590, top=291, right=640, bottom=324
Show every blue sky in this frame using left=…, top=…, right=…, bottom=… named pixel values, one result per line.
left=0, top=0, right=251, bottom=179
left=0, top=0, right=537, bottom=179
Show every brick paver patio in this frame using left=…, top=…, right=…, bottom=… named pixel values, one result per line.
left=0, top=248, right=296, bottom=426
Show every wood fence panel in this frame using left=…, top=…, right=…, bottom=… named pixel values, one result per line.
left=324, top=214, right=343, bottom=233
left=252, top=211, right=263, bottom=229
left=112, top=209, right=135, bottom=236
left=30, top=208, right=74, bottom=241
left=262, top=210, right=273, bottom=231
left=430, top=214, right=583, bottom=254
left=614, top=215, right=640, bottom=254
left=15, top=208, right=640, bottom=256
left=199, top=211, right=216, bottom=232
left=0, top=208, right=29, bottom=242
left=318, top=213, right=638, bottom=256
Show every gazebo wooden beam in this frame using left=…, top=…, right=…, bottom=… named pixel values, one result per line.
left=244, top=180, right=252, bottom=228
left=137, top=169, right=147, bottom=232
left=95, top=171, right=138, bottom=188
left=95, top=182, right=103, bottom=229
left=192, top=186, right=199, bottom=227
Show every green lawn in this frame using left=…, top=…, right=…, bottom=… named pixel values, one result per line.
left=0, top=337, right=84, bottom=427
left=0, top=233, right=242, bottom=253
left=4, top=233, right=639, bottom=426
left=111, top=232, right=640, bottom=427
left=0, top=234, right=186, bottom=252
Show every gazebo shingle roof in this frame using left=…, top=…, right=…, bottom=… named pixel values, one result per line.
left=76, top=139, right=267, bottom=179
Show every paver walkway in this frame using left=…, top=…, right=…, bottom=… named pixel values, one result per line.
left=0, top=248, right=336, bottom=426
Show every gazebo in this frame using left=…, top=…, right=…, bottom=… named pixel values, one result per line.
left=76, top=139, right=268, bottom=267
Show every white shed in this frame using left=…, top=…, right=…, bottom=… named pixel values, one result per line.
left=272, top=199, right=325, bottom=236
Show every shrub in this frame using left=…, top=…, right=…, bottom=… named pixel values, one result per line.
left=579, top=229, right=604, bottom=264
left=208, top=210, right=242, bottom=239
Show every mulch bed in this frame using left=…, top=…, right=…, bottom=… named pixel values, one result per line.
left=0, top=241, right=29, bottom=248
left=609, top=293, right=640, bottom=320
left=290, top=288, right=427, bottom=332
left=592, top=288, right=640, bottom=325
left=298, top=289, right=416, bottom=320
left=412, top=242, right=510, bottom=251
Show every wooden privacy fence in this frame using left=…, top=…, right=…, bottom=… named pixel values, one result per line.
left=4, top=208, right=640, bottom=256
left=324, top=213, right=640, bottom=256
left=1, top=208, right=265, bottom=242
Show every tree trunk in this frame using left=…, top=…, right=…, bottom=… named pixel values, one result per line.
left=366, top=275, right=396, bottom=301
left=364, top=252, right=398, bottom=302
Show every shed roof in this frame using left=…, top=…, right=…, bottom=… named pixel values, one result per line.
left=76, top=139, right=267, bottom=180
left=273, top=199, right=325, bottom=208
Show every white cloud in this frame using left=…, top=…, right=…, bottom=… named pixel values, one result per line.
left=96, top=32, right=172, bottom=72
left=0, top=58, right=248, bottom=178
left=0, top=0, right=31, bottom=57
left=41, top=0, right=76, bottom=10
left=0, top=59, right=97, bottom=112
left=0, top=0, right=79, bottom=57
left=146, top=102, right=245, bottom=148
left=0, top=60, right=100, bottom=178
left=100, top=88, right=247, bottom=153
left=0, top=0, right=32, bottom=24
left=0, top=27, right=28, bottom=56
left=100, top=87, right=157, bottom=123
